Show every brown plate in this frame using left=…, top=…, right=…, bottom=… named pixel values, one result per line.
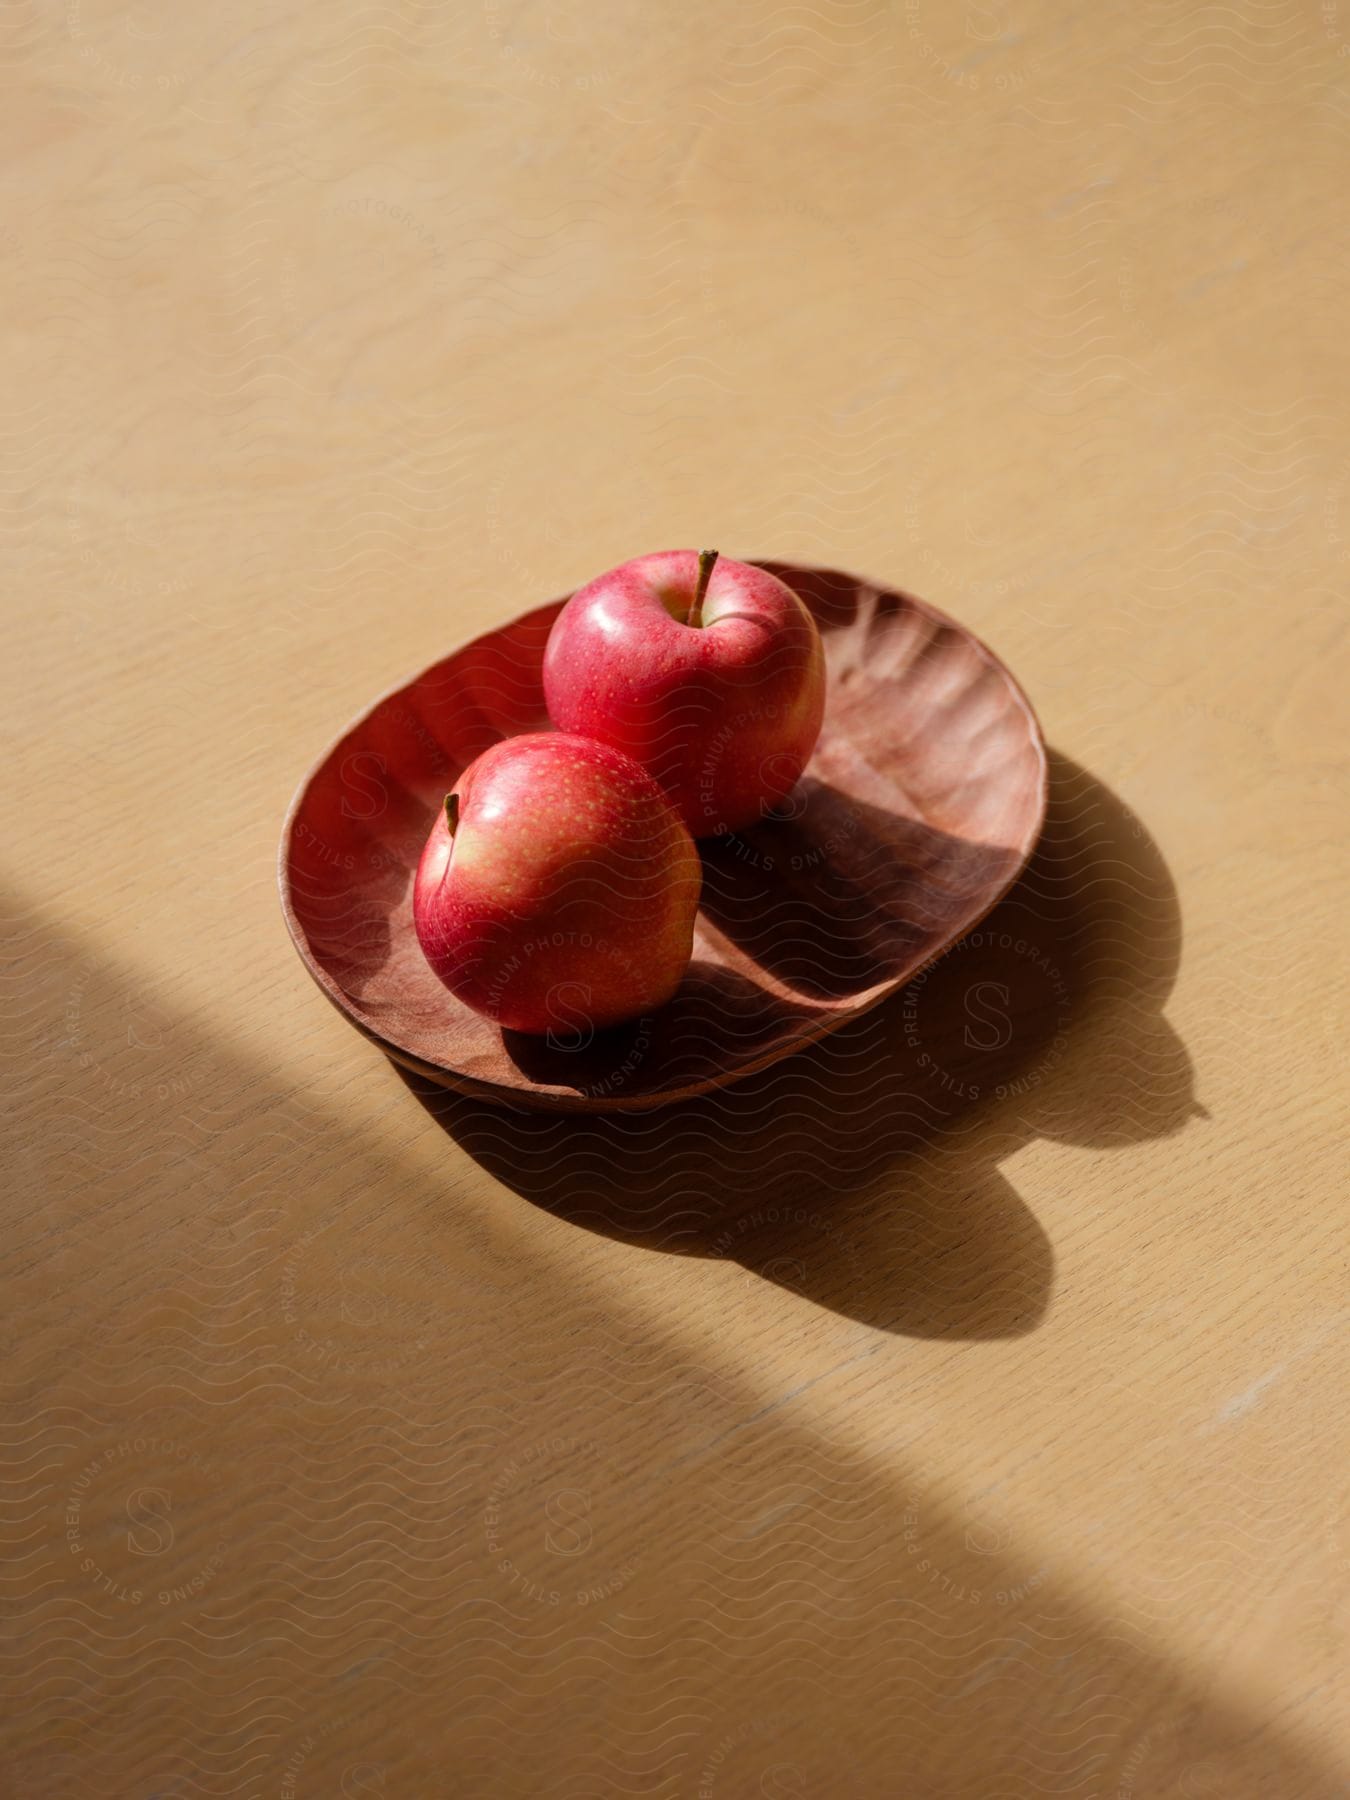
left=279, top=563, right=1047, bottom=1111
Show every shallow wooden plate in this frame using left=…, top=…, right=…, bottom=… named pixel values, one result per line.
left=279, top=563, right=1047, bottom=1111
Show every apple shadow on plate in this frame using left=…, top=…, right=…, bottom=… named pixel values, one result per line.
left=396, top=750, right=1196, bottom=1340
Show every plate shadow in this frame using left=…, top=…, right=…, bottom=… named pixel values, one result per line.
left=397, top=751, right=1195, bottom=1340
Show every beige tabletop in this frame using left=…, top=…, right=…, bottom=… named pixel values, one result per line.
left=4, top=3, right=1349, bottom=1796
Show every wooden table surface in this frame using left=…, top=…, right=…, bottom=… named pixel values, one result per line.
left=5, top=4, right=1348, bottom=1795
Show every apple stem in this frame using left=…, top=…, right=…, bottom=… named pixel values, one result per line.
left=444, top=793, right=459, bottom=836
left=687, top=548, right=718, bottom=628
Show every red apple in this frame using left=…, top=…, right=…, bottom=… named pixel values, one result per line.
left=542, top=549, right=826, bottom=836
left=413, top=732, right=700, bottom=1037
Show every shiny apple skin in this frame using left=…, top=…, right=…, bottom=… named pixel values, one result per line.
left=541, top=550, right=826, bottom=836
left=412, top=732, right=700, bottom=1036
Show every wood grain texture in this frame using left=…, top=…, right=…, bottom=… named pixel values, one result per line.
left=281, top=568, right=1046, bottom=1109
left=2, top=4, right=1348, bottom=1797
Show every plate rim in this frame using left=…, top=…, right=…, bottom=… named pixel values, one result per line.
left=278, top=566, right=1049, bottom=1112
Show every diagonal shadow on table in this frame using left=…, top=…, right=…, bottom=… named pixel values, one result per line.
left=4, top=845, right=1337, bottom=1800
left=404, top=750, right=1197, bottom=1340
